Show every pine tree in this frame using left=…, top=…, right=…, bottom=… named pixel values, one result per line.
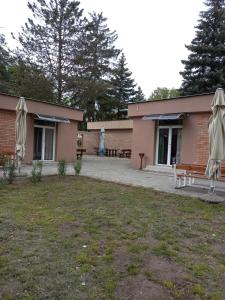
left=180, top=0, right=225, bottom=95
left=15, top=0, right=83, bottom=103
left=110, top=53, right=137, bottom=118
left=134, top=86, right=145, bottom=102
left=0, top=33, right=11, bottom=93
left=8, top=59, right=56, bottom=101
left=71, top=12, right=120, bottom=121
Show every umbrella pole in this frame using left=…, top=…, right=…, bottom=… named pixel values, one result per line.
left=209, top=178, right=215, bottom=194
left=18, top=161, right=21, bottom=174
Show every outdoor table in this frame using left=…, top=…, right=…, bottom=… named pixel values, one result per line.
left=77, top=148, right=86, bottom=159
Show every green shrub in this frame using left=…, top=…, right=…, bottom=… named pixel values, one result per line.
left=3, top=159, right=16, bottom=184
left=58, top=160, right=66, bottom=177
left=74, top=160, right=82, bottom=175
left=31, top=161, right=43, bottom=183
left=127, top=264, right=139, bottom=275
left=0, top=154, right=8, bottom=167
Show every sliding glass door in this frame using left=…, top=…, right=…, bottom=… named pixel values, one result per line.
left=157, top=128, right=169, bottom=165
left=156, top=126, right=182, bottom=166
left=44, top=128, right=55, bottom=160
left=33, top=126, right=55, bottom=161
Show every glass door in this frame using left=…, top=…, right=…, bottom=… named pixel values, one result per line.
left=33, top=127, right=43, bottom=160
left=157, top=128, right=169, bottom=165
left=33, top=126, right=55, bottom=161
left=156, top=126, right=182, bottom=166
left=170, top=128, right=182, bottom=165
left=44, top=128, right=55, bottom=160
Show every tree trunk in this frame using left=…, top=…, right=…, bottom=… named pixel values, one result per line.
left=57, top=5, right=63, bottom=103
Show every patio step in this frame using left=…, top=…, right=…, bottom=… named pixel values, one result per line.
left=144, top=165, right=174, bottom=175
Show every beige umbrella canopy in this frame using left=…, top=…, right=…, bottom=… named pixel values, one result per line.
left=205, top=88, right=225, bottom=191
left=15, top=97, right=28, bottom=171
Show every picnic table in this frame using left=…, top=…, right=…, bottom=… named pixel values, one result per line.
left=105, top=149, right=118, bottom=157
left=119, top=149, right=132, bottom=159
left=174, top=163, right=225, bottom=191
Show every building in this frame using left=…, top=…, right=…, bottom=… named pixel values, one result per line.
left=79, top=120, right=133, bottom=154
left=128, top=93, right=219, bottom=169
left=0, top=93, right=83, bottom=164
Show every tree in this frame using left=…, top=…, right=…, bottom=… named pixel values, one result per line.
left=15, top=0, right=83, bottom=103
left=180, top=0, right=225, bottom=95
left=110, top=53, right=136, bottom=118
left=0, top=33, right=11, bottom=93
left=149, top=87, right=180, bottom=100
left=71, top=12, right=120, bottom=121
left=8, top=59, right=56, bottom=101
left=134, top=86, right=145, bottom=102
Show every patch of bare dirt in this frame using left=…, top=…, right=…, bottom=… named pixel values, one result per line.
left=0, top=280, right=22, bottom=299
left=113, top=249, right=132, bottom=273
left=58, top=221, right=81, bottom=237
left=210, top=242, right=225, bottom=255
left=142, top=254, right=188, bottom=285
left=115, top=274, right=172, bottom=300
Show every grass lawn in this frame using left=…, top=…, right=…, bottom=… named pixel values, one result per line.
left=0, top=177, right=225, bottom=300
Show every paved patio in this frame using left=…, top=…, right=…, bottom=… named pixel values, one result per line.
left=1, top=155, right=225, bottom=202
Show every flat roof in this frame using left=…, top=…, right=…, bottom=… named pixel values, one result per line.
left=128, top=92, right=215, bottom=105
left=87, top=119, right=133, bottom=130
left=128, top=93, right=214, bottom=118
left=0, top=92, right=82, bottom=112
left=0, top=93, right=83, bottom=121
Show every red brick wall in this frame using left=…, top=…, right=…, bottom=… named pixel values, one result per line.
left=0, top=109, right=16, bottom=154
left=195, top=113, right=210, bottom=165
left=182, top=112, right=225, bottom=167
left=79, top=129, right=133, bottom=154
left=105, top=130, right=132, bottom=150
left=80, top=131, right=99, bottom=154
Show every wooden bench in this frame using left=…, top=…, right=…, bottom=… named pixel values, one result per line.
left=76, top=148, right=86, bottom=160
left=94, top=147, right=99, bottom=156
left=105, top=148, right=118, bottom=157
left=174, top=164, right=225, bottom=190
left=119, top=149, right=132, bottom=159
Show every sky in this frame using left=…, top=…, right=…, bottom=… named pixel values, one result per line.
left=0, top=0, right=206, bottom=98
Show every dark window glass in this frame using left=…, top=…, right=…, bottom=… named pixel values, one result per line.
left=170, top=128, right=182, bottom=164
left=158, top=119, right=182, bottom=126
left=33, top=127, right=43, bottom=160
left=34, top=119, right=55, bottom=127
left=158, top=128, right=169, bottom=164
left=44, top=128, right=54, bottom=160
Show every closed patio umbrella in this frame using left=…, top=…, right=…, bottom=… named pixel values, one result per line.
left=205, top=88, right=225, bottom=192
left=15, top=97, right=28, bottom=172
left=99, top=128, right=105, bottom=156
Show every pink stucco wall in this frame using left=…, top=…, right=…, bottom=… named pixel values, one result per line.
left=0, top=94, right=83, bottom=121
left=128, top=94, right=213, bottom=118
left=56, top=121, right=77, bottom=163
left=80, top=129, right=133, bottom=154
left=131, top=118, right=155, bottom=169
left=129, top=94, right=216, bottom=169
left=22, top=117, right=78, bottom=164
left=0, top=93, right=82, bottom=164
left=130, top=113, right=212, bottom=169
